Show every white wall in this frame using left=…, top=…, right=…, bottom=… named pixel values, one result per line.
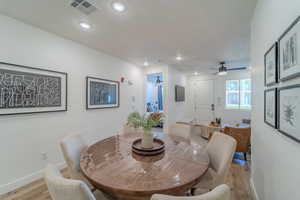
left=0, top=14, right=144, bottom=194
left=251, top=1, right=300, bottom=199
left=185, top=70, right=251, bottom=123
left=167, top=67, right=187, bottom=125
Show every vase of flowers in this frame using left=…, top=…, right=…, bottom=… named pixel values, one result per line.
left=126, top=112, right=143, bottom=134
left=127, top=112, right=164, bottom=149
left=141, top=129, right=154, bottom=149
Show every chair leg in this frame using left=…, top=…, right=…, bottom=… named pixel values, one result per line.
left=190, top=188, right=196, bottom=196
left=243, top=153, right=247, bottom=161
left=186, top=190, right=192, bottom=196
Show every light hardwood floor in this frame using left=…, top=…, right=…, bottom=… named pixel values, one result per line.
left=228, top=154, right=253, bottom=200
left=1, top=154, right=253, bottom=200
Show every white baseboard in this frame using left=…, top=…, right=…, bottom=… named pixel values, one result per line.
left=0, top=162, right=66, bottom=195
left=250, top=178, right=260, bottom=200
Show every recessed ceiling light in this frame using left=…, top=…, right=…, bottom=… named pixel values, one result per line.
left=176, top=55, right=183, bottom=61
left=79, top=22, right=91, bottom=30
left=143, top=61, right=149, bottom=66
left=194, top=72, right=198, bottom=76
left=112, top=1, right=126, bottom=12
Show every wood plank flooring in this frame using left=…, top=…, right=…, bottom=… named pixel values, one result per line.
left=1, top=154, right=253, bottom=200
left=228, top=154, right=253, bottom=200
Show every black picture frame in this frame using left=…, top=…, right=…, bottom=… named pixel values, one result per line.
left=278, top=84, right=300, bottom=144
left=0, top=61, right=68, bottom=116
left=175, top=85, right=185, bottom=102
left=278, top=15, right=300, bottom=81
left=264, top=42, right=278, bottom=86
left=86, top=76, right=120, bottom=110
left=264, top=88, right=277, bottom=128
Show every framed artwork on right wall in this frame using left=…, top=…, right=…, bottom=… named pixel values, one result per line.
left=278, top=15, right=300, bottom=81
left=264, top=42, right=278, bottom=86
left=264, top=88, right=277, bottom=128
left=278, top=84, right=300, bottom=143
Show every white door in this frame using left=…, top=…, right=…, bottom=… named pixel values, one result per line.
left=190, top=79, right=215, bottom=122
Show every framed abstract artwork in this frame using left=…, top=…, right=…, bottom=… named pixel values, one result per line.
left=278, top=84, right=300, bottom=143
left=86, top=76, right=119, bottom=109
left=264, top=88, right=277, bottom=128
left=264, top=42, right=278, bottom=86
left=0, top=62, right=67, bottom=115
left=278, top=15, right=300, bottom=81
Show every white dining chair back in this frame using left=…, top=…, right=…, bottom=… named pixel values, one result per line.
left=168, top=123, right=192, bottom=140
left=44, top=164, right=96, bottom=200
left=151, top=184, right=230, bottom=200
left=206, top=132, right=237, bottom=186
left=60, top=134, right=87, bottom=181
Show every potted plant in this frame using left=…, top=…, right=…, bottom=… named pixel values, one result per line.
left=127, top=112, right=164, bottom=149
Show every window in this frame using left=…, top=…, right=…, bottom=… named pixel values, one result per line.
left=226, top=79, right=251, bottom=110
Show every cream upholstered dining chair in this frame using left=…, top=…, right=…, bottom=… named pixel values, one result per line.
left=168, top=123, right=192, bottom=140
left=60, top=134, right=92, bottom=187
left=192, top=132, right=237, bottom=194
left=151, top=184, right=230, bottom=200
left=44, top=164, right=107, bottom=200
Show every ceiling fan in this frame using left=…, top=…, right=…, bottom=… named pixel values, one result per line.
left=212, top=61, right=247, bottom=76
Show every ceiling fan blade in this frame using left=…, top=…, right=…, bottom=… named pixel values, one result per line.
left=209, top=66, right=219, bottom=70
left=227, top=67, right=247, bottom=71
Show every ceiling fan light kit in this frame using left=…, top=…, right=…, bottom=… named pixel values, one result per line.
left=218, top=61, right=227, bottom=76
left=218, top=71, right=227, bottom=76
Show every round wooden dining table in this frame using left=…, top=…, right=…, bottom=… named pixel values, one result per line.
left=80, top=132, right=210, bottom=200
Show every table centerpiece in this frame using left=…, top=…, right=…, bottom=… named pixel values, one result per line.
left=127, top=112, right=164, bottom=149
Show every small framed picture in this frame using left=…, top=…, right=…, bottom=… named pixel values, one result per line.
left=86, top=76, right=119, bottom=109
left=264, top=88, right=277, bottom=128
left=278, top=16, right=300, bottom=81
left=0, top=62, right=67, bottom=115
left=264, top=43, right=278, bottom=86
left=278, top=84, right=300, bottom=143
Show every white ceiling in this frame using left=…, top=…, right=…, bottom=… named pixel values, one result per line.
left=0, top=0, right=257, bottom=73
